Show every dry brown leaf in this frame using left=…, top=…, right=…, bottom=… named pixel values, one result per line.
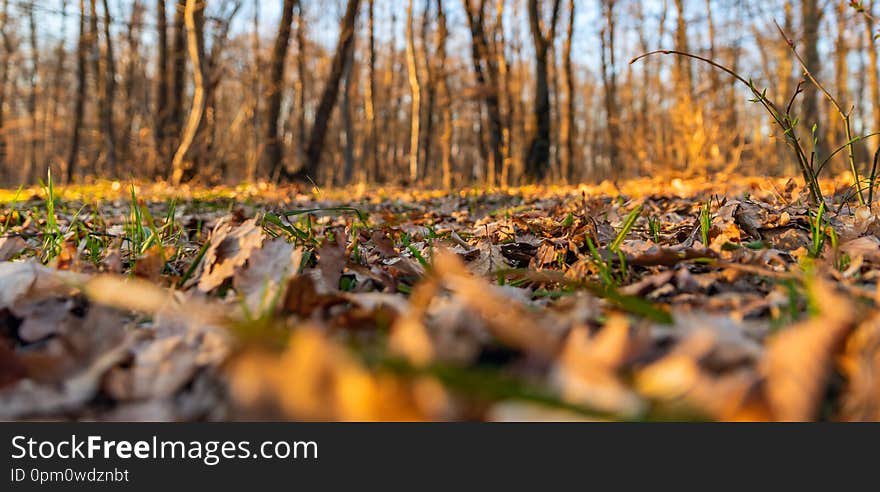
left=0, top=330, right=146, bottom=419
left=841, top=236, right=880, bottom=263
left=133, top=244, right=172, bottom=282
left=761, top=278, right=856, bottom=421
left=233, top=239, right=302, bottom=315
left=0, top=260, right=85, bottom=309
left=432, top=249, right=563, bottom=359
left=197, top=218, right=264, bottom=292
left=837, top=313, right=880, bottom=421
left=0, top=341, right=27, bottom=389
left=552, top=317, right=646, bottom=417
left=104, top=336, right=199, bottom=401
left=0, top=236, right=26, bottom=261
left=228, top=327, right=437, bottom=421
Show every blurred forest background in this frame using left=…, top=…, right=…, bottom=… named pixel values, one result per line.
left=0, top=0, right=876, bottom=187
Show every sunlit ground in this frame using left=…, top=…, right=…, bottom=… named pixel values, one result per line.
left=0, top=172, right=878, bottom=421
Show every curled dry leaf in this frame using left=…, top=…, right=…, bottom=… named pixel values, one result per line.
left=197, top=218, right=264, bottom=292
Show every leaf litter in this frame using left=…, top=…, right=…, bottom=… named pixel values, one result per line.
left=1, top=175, right=880, bottom=421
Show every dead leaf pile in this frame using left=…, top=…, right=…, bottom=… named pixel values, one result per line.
left=0, top=176, right=879, bottom=421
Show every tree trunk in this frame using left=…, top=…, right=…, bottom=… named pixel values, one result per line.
left=524, top=0, right=561, bottom=181
left=341, top=39, right=356, bottom=183
left=673, top=0, right=692, bottom=95
left=494, top=0, right=513, bottom=186
left=405, top=0, right=421, bottom=183
left=67, top=0, right=88, bottom=183
left=831, top=0, right=848, bottom=156
left=295, top=3, right=307, bottom=172
left=435, top=0, right=453, bottom=188
left=419, top=0, right=435, bottom=183
left=599, top=0, right=619, bottom=179
left=170, top=0, right=205, bottom=185
left=245, top=0, right=261, bottom=181
left=363, top=0, right=379, bottom=181
left=560, top=0, right=575, bottom=183
left=462, top=0, right=504, bottom=186
left=100, top=0, right=118, bottom=173
left=290, top=0, right=360, bottom=182
left=264, top=0, right=299, bottom=179
left=122, top=0, right=143, bottom=166
left=47, top=1, right=68, bottom=173
left=0, top=0, right=11, bottom=172
left=154, top=0, right=169, bottom=167
left=169, top=0, right=187, bottom=152
left=801, top=0, right=826, bottom=160
left=26, top=2, right=38, bottom=182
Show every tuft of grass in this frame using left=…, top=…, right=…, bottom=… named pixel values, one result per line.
left=611, top=204, right=642, bottom=252
left=700, top=200, right=712, bottom=248
left=808, top=201, right=828, bottom=259
left=648, top=216, right=661, bottom=243
left=607, top=204, right=642, bottom=283
left=41, top=170, right=62, bottom=262
left=584, top=234, right=616, bottom=287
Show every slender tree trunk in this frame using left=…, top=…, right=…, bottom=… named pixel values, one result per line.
left=47, top=1, right=68, bottom=172
left=560, top=0, right=575, bottom=183
left=154, top=0, right=169, bottom=168
left=801, top=0, right=826, bottom=159
left=26, top=2, right=38, bottom=182
left=122, top=0, right=143, bottom=165
left=435, top=0, right=453, bottom=188
left=494, top=0, right=513, bottom=186
left=387, top=12, right=400, bottom=178
left=405, top=0, right=421, bottom=182
left=245, top=0, right=261, bottom=181
left=341, top=40, right=356, bottom=183
left=705, top=0, right=719, bottom=98
left=599, top=0, right=619, bottom=179
left=295, top=3, right=307, bottom=171
left=170, top=0, right=206, bottom=185
left=100, top=0, right=118, bottom=173
left=462, top=0, right=503, bottom=186
left=363, top=0, right=379, bottom=181
left=0, top=0, right=11, bottom=172
left=832, top=0, right=848, bottom=155
left=291, top=0, right=360, bottom=182
left=264, top=0, right=299, bottom=178
left=67, top=0, right=88, bottom=183
left=524, top=0, right=561, bottom=181
left=169, top=0, right=186, bottom=152
left=419, top=0, right=435, bottom=183
left=673, top=0, right=692, bottom=95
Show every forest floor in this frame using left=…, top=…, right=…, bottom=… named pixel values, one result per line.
left=1, top=173, right=880, bottom=421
